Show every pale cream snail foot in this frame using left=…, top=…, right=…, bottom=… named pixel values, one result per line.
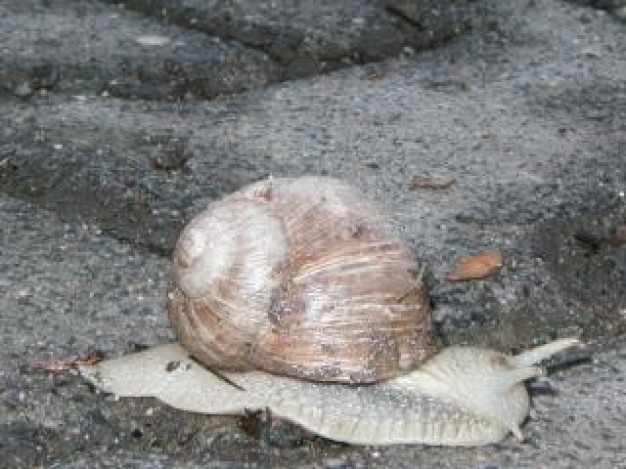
left=79, top=338, right=580, bottom=446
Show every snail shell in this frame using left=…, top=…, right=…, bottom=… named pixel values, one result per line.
left=167, top=177, right=436, bottom=383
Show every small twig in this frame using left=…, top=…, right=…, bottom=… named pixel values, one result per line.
left=33, top=348, right=105, bottom=373
left=189, top=355, right=245, bottom=391
left=409, top=176, right=456, bottom=190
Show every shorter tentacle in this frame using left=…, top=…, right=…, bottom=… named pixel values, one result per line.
left=509, top=338, right=581, bottom=367
left=497, top=366, right=544, bottom=391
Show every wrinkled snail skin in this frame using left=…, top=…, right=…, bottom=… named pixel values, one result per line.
left=80, top=338, right=578, bottom=446
left=78, top=176, right=581, bottom=446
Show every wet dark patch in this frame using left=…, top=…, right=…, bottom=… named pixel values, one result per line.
left=0, top=422, right=60, bottom=468
left=564, top=0, right=626, bottom=17
left=531, top=207, right=626, bottom=339
left=0, top=111, right=275, bottom=255
left=239, top=408, right=314, bottom=448
left=100, top=0, right=481, bottom=82
left=529, top=81, right=626, bottom=128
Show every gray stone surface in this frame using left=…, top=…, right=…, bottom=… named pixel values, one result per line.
left=1, top=193, right=624, bottom=468
left=568, top=0, right=626, bottom=20
left=102, top=0, right=482, bottom=78
left=0, top=0, right=281, bottom=99
left=0, top=0, right=625, bottom=467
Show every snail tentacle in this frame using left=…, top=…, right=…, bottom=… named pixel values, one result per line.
left=499, top=366, right=544, bottom=390
left=509, top=338, right=581, bottom=367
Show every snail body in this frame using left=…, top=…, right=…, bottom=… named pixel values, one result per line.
left=80, top=176, right=579, bottom=446
left=82, top=339, right=577, bottom=446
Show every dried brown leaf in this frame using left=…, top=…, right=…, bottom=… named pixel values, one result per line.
left=446, top=250, right=503, bottom=281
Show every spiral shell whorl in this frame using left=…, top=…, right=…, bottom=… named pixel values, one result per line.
left=168, top=177, right=435, bottom=383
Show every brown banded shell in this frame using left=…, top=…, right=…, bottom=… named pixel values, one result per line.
left=167, top=177, right=436, bottom=383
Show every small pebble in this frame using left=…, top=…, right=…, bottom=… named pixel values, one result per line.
left=324, top=457, right=349, bottom=468
left=581, top=47, right=601, bottom=58
left=13, top=82, right=33, bottom=98
left=134, top=34, right=170, bottom=46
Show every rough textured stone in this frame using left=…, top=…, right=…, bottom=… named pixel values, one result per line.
left=0, top=0, right=625, bottom=466
left=567, top=0, right=626, bottom=20
left=100, top=0, right=484, bottom=78
left=0, top=0, right=281, bottom=99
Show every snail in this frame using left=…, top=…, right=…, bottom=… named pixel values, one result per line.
left=80, top=176, right=579, bottom=446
